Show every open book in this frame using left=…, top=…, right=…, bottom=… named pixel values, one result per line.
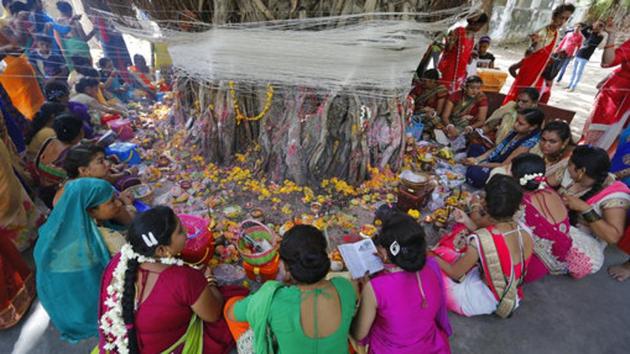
left=337, top=239, right=384, bottom=279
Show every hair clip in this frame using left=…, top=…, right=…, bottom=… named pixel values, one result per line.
left=389, top=241, right=401, bottom=256
left=141, top=232, right=158, bottom=247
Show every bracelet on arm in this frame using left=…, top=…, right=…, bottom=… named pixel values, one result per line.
left=581, top=208, right=602, bottom=223
left=205, top=276, right=219, bottom=287
left=604, top=44, right=615, bottom=49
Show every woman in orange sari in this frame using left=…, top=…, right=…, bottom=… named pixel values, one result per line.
left=582, top=19, right=630, bottom=153
left=128, top=54, right=157, bottom=99
left=437, top=12, right=488, bottom=93
left=0, top=20, right=45, bottom=120
left=504, top=4, right=575, bottom=104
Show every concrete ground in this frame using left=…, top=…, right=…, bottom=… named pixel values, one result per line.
left=2, top=46, right=629, bottom=354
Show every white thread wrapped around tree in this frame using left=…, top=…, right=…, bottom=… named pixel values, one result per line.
left=83, top=0, right=470, bottom=186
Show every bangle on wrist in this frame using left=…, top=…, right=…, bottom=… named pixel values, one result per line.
left=581, top=208, right=602, bottom=223
left=446, top=124, right=454, bottom=129
left=604, top=44, right=615, bottom=49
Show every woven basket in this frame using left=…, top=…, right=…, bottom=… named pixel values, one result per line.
left=237, top=219, right=278, bottom=266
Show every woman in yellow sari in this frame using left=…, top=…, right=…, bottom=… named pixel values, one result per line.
left=0, top=125, right=38, bottom=330
left=0, top=133, right=41, bottom=251
left=0, top=138, right=36, bottom=329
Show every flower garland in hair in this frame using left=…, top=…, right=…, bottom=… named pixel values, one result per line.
left=100, top=243, right=184, bottom=354
left=519, top=173, right=547, bottom=190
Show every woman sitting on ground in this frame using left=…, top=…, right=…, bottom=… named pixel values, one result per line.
left=441, top=75, right=488, bottom=140
left=226, top=224, right=356, bottom=354
left=35, top=113, right=84, bottom=207
left=531, top=120, right=574, bottom=188
left=128, top=54, right=157, bottom=99
left=560, top=145, right=630, bottom=276
left=483, top=87, right=539, bottom=145
left=44, top=80, right=94, bottom=138
left=434, top=175, right=534, bottom=318
left=97, top=206, right=237, bottom=353
left=98, top=57, right=129, bottom=102
left=352, top=213, right=452, bottom=354
left=24, top=102, right=66, bottom=160
left=70, top=77, right=125, bottom=125
left=54, top=144, right=137, bottom=225
left=409, top=68, right=449, bottom=118
left=510, top=153, right=591, bottom=282
left=35, top=178, right=125, bottom=341
left=464, top=108, right=544, bottom=188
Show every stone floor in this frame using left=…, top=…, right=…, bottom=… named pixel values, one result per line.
left=2, top=46, right=628, bottom=354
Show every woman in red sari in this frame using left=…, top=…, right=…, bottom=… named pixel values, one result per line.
left=97, top=206, right=244, bottom=353
left=438, top=12, right=488, bottom=92
left=582, top=19, right=630, bottom=153
left=504, top=4, right=575, bottom=104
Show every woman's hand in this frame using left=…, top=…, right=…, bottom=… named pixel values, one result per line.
left=119, top=189, right=134, bottom=205
left=446, top=125, right=458, bottom=139
left=562, top=194, right=591, bottom=213
left=508, top=63, right=519, bottom=78
left=422, top=106, right=435, bottom=115
left=453, top=208, right=476, bottom=231
left=462, top=157, right=477, bottom=166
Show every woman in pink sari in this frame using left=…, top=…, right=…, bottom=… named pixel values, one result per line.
left=438, top=12, right=488, bottom=92
left=504, top=4, right=575, bottom=104
left=582, top=19, right=630, bottom=153
left=97, top=206, right=245, bottom=354
left=509, top=153, right=597, bottom=282
left=561, top=146, right=630, bottom=277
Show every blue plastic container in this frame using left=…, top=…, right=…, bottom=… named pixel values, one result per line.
left=105, top=142, right=142, bottom=165
left=407, top=116, right=424, bottom=141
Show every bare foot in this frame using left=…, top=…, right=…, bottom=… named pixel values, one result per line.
left=608, top=261, right=630, bottom=282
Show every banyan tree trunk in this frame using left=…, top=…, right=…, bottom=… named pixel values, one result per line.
left=84, top=0, right=467, bottom=186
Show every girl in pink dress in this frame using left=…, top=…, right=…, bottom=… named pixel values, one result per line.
left=352, top=213, right=452, bottom=354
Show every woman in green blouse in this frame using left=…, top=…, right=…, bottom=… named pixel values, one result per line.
left=226, top=225, right=356, bottom=354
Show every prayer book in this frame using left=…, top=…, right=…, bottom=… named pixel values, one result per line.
left=337, top=239, right=384, bottom=279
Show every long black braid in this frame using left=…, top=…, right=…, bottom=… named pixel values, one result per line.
left=119, top=206, right=178, bottom=354
left=568, top=146, right=611, bottom=225
left=121, top=258, right=140, bottom=354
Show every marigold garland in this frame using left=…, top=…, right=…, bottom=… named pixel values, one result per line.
left=228, top=81, right=274, bottom=125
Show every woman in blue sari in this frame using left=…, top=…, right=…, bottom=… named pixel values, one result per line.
left=34, top=178, right=125, bottom=341
left=464, top=108, right=544, bottom=188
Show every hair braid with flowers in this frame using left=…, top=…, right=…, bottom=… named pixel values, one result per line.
left=121, top=258, right=140, bottom=354
left=100, top=206, right=182, bottom=354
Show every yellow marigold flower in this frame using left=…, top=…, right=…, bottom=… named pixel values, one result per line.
left=407, top=209, right=421, bottom=219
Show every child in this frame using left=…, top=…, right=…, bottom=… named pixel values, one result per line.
left=28, top=35, right=67, bottom=82
left=98, top=57, right=129, bottom=102
left=476, top=36, right=495, bottom=69
left=57, top=143, right=139, bottom=225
